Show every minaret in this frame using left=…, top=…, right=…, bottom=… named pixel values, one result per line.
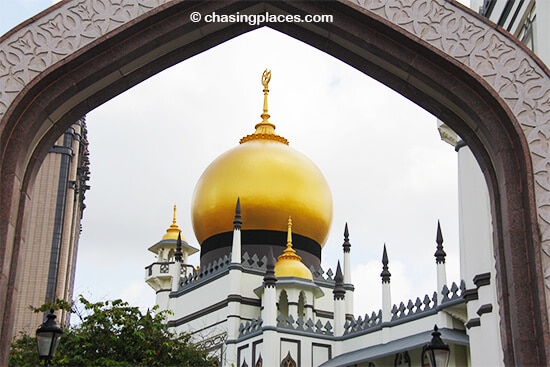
left=145, top=205, right=198, bottom=310
left=226, top=199, right=244, bottom=365
left=381, top=244, right=392, bottom=323
left=434, top=221, right=447, bottom=295
left=262, top=247, right=279, bottom=366
left=342, top=223, right=354, bottom=317
left=263, top=247, right=278, bottom=324
left=342, top=224, right=352, bottom=282
left=333, top=261, right=346, bottom=358
left=231, top=197, right=242, bottom=264
left=333, top=261, right=346, bottom=336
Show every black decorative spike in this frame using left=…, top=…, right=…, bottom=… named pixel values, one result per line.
left=342, top=223, right=351, bottom=253
left=174, top=232, right=183, bottom=262
left=333, top=261, right=346, bottom=300
left=233, top=197, right=242, bottom=229
left=434, top=220, right=447, bottom=264
left=263, top=246, right=277, bottom=287
left=381, top=244, right=391, bottom=283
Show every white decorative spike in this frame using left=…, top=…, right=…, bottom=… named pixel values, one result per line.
left=231, top=198, right=242, bottom=264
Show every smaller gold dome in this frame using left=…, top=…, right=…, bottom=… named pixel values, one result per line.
left=274, top=217, right=313, bottom=281
left=162, top=205, right=186, bottom=241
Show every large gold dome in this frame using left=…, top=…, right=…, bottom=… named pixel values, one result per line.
left=191, top=70, right=332, bottom=250
left=191, top=138, right=333, bottom=246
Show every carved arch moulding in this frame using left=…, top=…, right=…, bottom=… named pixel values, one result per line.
left=1, top=0, right=550, bottom=365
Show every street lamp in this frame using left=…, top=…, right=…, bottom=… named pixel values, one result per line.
left=36, top=309, right=63, bottom=367
left=421, top=325, right=450, bottom=367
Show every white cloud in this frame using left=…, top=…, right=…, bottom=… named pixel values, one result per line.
left=120, top=282, right=156, bottom=312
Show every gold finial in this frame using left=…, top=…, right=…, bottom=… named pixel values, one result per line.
left=262, top=69, right=272, bottom=88
left=261, top=69, right=271, bottom=122
left=279, top=215, right=300, bottom=260
left=274, top=216, right=313, bottom=280
left=287, top=215, right=293, bottom=246
left=162, top=204, right=185, bottom=241
left=239, top=69, right=288, bottom=145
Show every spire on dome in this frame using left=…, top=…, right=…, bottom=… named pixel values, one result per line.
left=434, top=220, right=446, bottom=264
left=162, top=205, right=185, bottom=241
left=281, top=216, right=299, bottom=259
left=381, top=244, right=391, bottom=283
left=239, top=69, right=288, bottom=145
left=274, top=216, right=313, bottom=280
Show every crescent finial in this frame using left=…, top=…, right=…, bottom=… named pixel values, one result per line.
left=262, top=69, right=271, bottom=89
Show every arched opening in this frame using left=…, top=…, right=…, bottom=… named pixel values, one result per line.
left=278, top=290, right=289, bottom=320
left=1, top=1, right=549, bottom=365
left=281, top=351, right=297, bottom=367
left=72, top=27, right=461, bottom=317
left=297, top=291, right=306, bottom=319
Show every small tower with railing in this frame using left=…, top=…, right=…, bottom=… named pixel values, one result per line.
left=145, top=205, right=198, bottom=309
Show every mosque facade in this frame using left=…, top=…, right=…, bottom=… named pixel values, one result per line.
left=146, top=3, right=550, bottom=365
left=145, top=71, right=501, bottom=367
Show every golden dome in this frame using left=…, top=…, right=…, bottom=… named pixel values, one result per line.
left=162, top=205, right=186, bottom=241
left=274, top=217, right=313, bottom=280
left=191, top=70, right=332, bottom=247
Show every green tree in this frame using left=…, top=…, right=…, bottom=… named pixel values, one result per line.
left=9, top=296, right=216, bottom=367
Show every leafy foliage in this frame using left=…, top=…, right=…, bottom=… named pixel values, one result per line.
left=9, top=333, right=40, bottom=367
left=10, top=296, right=216, bottom=367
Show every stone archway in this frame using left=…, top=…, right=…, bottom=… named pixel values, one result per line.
left=1, top=0, right=549, bottom=365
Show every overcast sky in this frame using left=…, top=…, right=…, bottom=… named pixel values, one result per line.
left=2, top=1, right=467, bottom=318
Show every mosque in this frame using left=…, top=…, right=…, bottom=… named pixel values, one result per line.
left=145, top=70, right=500, bottom=367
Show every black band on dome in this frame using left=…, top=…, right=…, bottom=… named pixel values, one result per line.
left=200, top=230, right=321, bottom=268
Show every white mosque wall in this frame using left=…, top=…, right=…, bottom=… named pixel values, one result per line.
left=235, top=330, right=334, bottom=366
left=457, top=148, right=494, bottom=289
left=456, top=146, right=504, bottom=366
left=146, top=247, right=472, bottom=366
left=437, top=117, right=504, bottom=367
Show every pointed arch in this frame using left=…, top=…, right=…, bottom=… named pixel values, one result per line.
left=281, top=351, right=297, bottom=367
left=395, top=351, right=411, bottom=366
left=278, top=290, right=289, bottom=319
left=255, top=354, right=263, bottom=367
left=0, top=1, right=549, bottom=365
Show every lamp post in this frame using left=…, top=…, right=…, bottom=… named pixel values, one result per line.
left=36, top=309, right=63, bottom=367
left=421, top=325, right=450, bottom=367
